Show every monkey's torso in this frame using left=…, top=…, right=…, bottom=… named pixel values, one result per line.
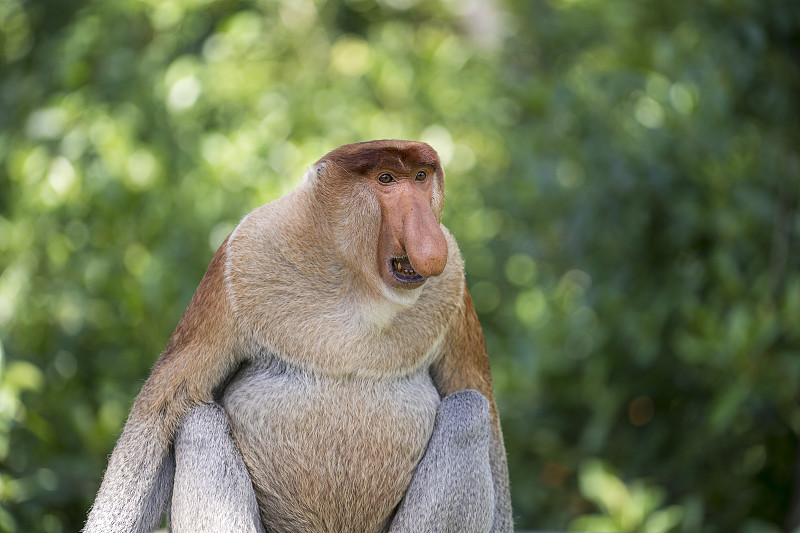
left=217, top=189, right=465, bottom=532
left=223, top=357, right=441, bottom=533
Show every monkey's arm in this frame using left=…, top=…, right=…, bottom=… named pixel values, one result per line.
left=429, top=282, right=514, bottom=533
left=389, top=389, right=494, bottom=533
left=170, top=403, right=265, bottom=533
left=85, top=241, right=244, bottom=533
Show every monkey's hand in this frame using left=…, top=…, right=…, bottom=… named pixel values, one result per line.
left=170, top=403, right=265, bottom=533
left=389, top=389, right=495, bottom=533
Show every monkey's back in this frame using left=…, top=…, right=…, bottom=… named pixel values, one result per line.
left=222, top=358, right=441, bottom=533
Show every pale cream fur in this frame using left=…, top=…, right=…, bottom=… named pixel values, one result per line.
left=223, top=176, right=463, bottom=379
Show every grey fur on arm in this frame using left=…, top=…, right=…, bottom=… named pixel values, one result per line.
left=83, top=419, right=175, bottom=533
left=170, top=403, right=265, bottom=533
left=389, top=389, right=496, bottom=533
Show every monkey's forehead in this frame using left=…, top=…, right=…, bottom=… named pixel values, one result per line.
left=316, top=140, right=443, bottom=176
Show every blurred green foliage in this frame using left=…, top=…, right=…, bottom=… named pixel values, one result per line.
left=569, top=459, right=684, bottom=533
left=1, top=0, right=799, bottom=531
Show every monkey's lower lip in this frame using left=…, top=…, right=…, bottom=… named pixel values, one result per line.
left=389, top=256, right=425, bottom=285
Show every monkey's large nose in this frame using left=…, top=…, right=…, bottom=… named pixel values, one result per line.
left=402, top=199, right=448, bottom=279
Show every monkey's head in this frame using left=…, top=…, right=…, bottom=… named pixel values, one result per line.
left=311, top=140, right=448, bottom=296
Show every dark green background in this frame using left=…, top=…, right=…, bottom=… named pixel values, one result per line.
left=1, top=0, right=799, bottom=531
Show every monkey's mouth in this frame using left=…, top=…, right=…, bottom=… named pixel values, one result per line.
left=390, top=256, right=425, bottom=285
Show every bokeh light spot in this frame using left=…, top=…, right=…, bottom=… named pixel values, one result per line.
left=516, top=289, right=548, bottom=327
left=556, top=159, right=585, bottom=188
left=420, top=125, right=454, bottom=165
left=628, top=396, right=655, bottom=426
left=504, top=253, right=537, bottom=287
left=168, top=75, right=202, bottom=111
left=330, top=37, right=372, bottom=77
left=635, top=96, right=665, bottom=129
left=669, top=82, right=696, bottom=115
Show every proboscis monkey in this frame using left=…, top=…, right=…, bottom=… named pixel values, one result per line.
left=84, top=140, right=513, bottom=533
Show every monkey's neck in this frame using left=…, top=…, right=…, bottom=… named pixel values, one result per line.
left=224, top=195, right=465, bottom=379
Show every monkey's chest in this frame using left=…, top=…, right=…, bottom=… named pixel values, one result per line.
left=222, top=360, right=440, bottom=533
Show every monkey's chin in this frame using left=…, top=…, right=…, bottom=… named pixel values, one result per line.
left=379, top=281, right=425, bottom=309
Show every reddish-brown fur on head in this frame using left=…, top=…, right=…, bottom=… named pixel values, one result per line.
left=315, top=140, right=448, bottom=291
left=317, top=140, right=444, bottom=185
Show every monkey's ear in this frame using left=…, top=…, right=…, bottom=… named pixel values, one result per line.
left=301, top=161, right=328, bottom=187
left=315, top=161, right=328, bottom=179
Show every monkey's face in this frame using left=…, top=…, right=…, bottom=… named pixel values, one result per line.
left=316, top=140, right=448, bottom=293
left=371, top=164, right=447, bottom=291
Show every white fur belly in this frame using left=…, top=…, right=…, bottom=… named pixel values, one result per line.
left=222, top=358, right=441, bottom=533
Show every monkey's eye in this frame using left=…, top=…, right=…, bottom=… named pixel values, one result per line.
left=378, top=173, right=395, bottom=184
left=415, top=170, right=427, bottom=182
